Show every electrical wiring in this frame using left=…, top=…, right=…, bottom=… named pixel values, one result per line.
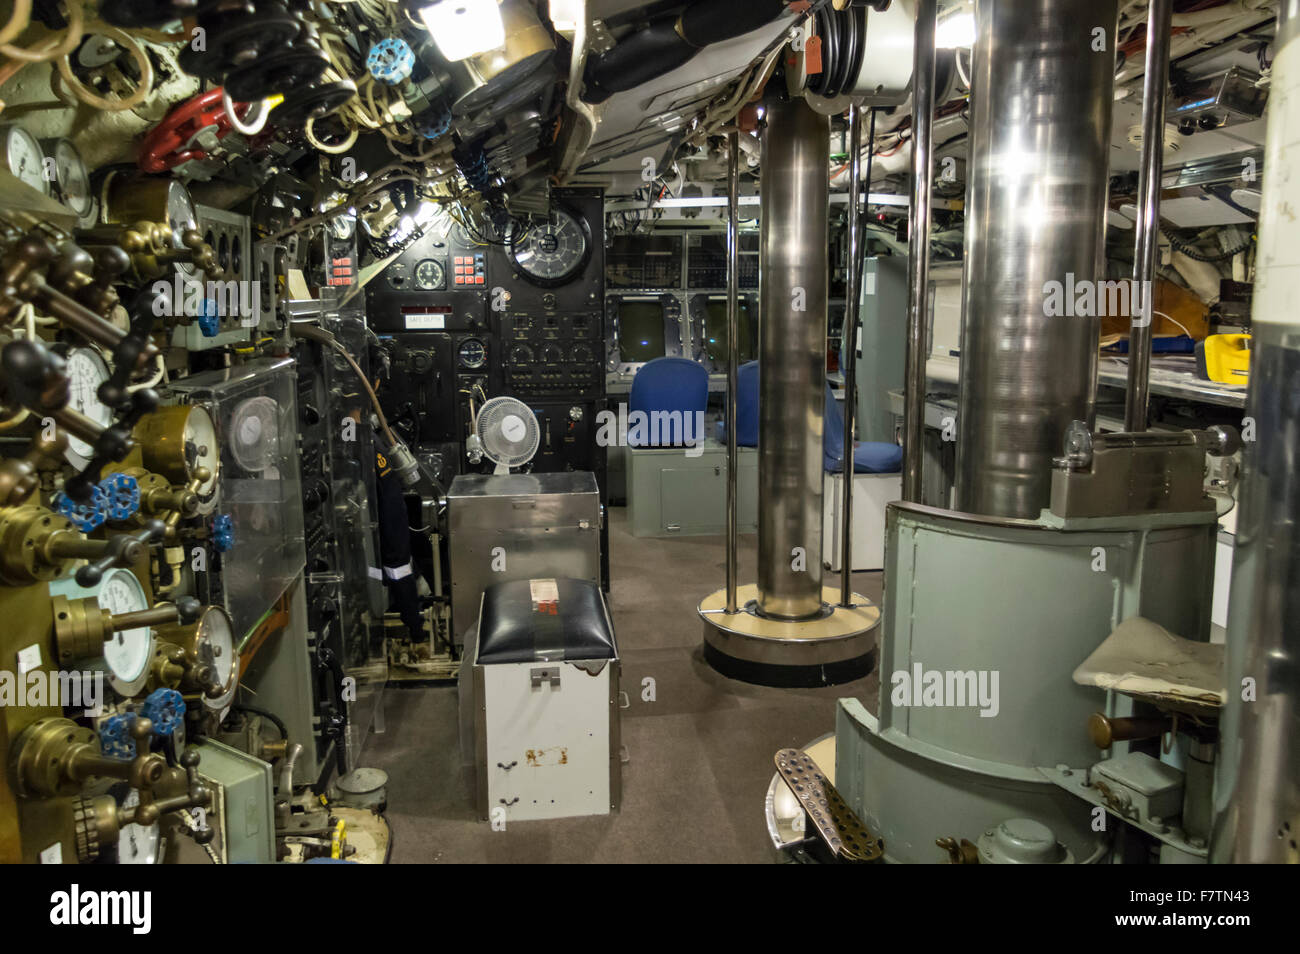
left=305, top=115, right=360, bottom=154
left=223, top=88, right=277, bottom=137
left=0, top=0, right=82, bottom=62
left=0, top=0, right=31, bottom=46
left=289, top=321, right=399, bottom=447
left=1160, top=223, right=1255, bottom=263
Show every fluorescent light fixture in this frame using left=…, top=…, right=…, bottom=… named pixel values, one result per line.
left=419, top=0, right=506, bottom=61
left=935, top=10, right=975, bottom=49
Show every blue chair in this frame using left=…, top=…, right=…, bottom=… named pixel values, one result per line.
left=824, top=382, right=903, bottom=474
left=715, top=360, right=760, bottom=447
left=629, top=357, right=708, bottom=447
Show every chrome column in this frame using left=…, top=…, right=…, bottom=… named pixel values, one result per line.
left=902, top=0, right=937, bottom=504
left=757, top=96, right=829, bottom=621
left=954, top=0, right=1118, bottom=519
left=725, top=131, right=741, bottom=615
left=1124, top=0, right=1172, bottom=432
left=1211, top=0, right=1300, bottom=864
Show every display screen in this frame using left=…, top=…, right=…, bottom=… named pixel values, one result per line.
left=703, top=300, right=755, bottom=363
left=618, top=302, right=666, bottom=363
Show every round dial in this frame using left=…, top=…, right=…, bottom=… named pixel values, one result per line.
left=414, top=258, right=445, bottom=290
left=509, top=344, right=534, bottom=365
left=166, top=181, right=198, bottom=275
left=193, top=606, right=237, bottom=710
left=44, top=139, right=92, bottom=217
left=571, top=344, right=594, bottom=365
left=136, top=405, right=221, bottom=514
left=2, top=124, right=49, bottom=195
left=458, top=338, right=486, bottom=369
left=541, top=344, right=564, bottom=364
left=116, top=789, right=162, bottom=864
left=387, top=261, right=409, bottom=289
left=508, top=207, right=592, bottom=287
left=64, top=347, right=114, bottom=469
left=97, top=568, right=153, bottom=696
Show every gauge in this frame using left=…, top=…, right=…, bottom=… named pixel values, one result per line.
left=541, top=344, right=564, bottom=364
left=387, top=261, right=409, bottom=289
left=106, top=177, right=198, bottom=275
left=571, top=344, right=594, bottom=365
left=509, top=344, right=534, bottom=365
left=97, top=568, right=154, bottom=697
left=508, top=207, right=592, bottom=287
left=458, top=338, right=487, bottom=369
left=1, top=123, right=49, bottom=195
left=40, top=138, right=92, bottom=218
left=116, top=788, right=162, bottom=864
left=64, top=347, right=114, bottom=469
left=414, top=258, right=445, bottom=290
left=135, top=405, right=221, bottom=513
left=230, top=396, right=280, bottom=473
left=157, top=605, right=238, bottom=711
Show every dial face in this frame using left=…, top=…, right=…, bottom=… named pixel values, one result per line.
left=50, top=140, right=92, bottom=217
left=183, top=406, right=220, bottom=505
left=64, top=348, right=113, bottom=467
left=197, top=607, right=238, bottom=708
left=117, top=789, right=161, bottom=864
left=97, top=569, right=152, bottom=691
left=509, top=208, right=591, bottom=287
left=458, top=338, right=486, bottom=369
left=166, top=181, right=198, bottom=274
left=3, top=125, right=48, bottom=195
left=387, top=261, right=409, bottom=289
left=414, top=258, right=445, bottom=290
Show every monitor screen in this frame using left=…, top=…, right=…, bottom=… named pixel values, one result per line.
left=618, top=301, right=667, bottom=363
left=703, top=299, right=755, bottom=363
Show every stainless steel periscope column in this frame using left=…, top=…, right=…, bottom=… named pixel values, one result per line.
left=757, top=96, right=830, bottom=620
left=954, top=0, right=1117, bottom=519
left=1211, top=0, right=1300, bottom=864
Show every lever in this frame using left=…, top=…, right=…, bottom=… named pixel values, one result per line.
left=73, top=518, right=167, bottom=587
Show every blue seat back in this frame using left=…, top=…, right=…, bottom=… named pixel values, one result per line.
left=823, top=382, right=903, bottom=473
left=629, top=357, right=709, bottom=447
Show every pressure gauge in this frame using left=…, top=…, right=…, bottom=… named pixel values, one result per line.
left=116, top=788, right=162, bottom=864
left=156, top=605, right=238, bottom=711
left=64, top=347, right=114, bottom=469
left=106, top=177, right=199, bottom=274
left=41, top=138, right=93, bottom=218
left=97, top=568, right=154, bottom=697
left=414, top=258, right=445, bottom=290
left=134, top=405, right=221, bottom=513
left=458, top=338, right=487, bottom=369
left=508, top=207, right=592, bottom=287
left=1, top=123, right=49, bottom=195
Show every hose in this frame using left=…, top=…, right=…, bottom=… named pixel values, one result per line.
left=0, top=0, right=31, bottom=46
left=1159, top=223, right=1254, bottom=263
left=0, top=0, right=81, bottom=62
left=229, top=702, right=289, bottom=739
left=289, top=321, right=398, bottom=446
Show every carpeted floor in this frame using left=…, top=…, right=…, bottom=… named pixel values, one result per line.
left=366, top=507, right=882, bottom=863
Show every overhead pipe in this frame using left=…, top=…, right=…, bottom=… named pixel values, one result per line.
left=902, top=0, right=937, bottom=504
left=583, top=0, right=789, bottom=102
left=1124, top=0, right=1173, bottom=432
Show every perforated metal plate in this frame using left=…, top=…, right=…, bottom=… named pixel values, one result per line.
left=775, top=747, right=884, bottom=862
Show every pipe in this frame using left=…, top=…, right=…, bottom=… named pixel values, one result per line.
left=839, top=105, right=865, bottom=607
left=954, top=0, right=1118, bottom=519
left=555, top=0, right=597, bottom=185
left=1211, top=0, right=1300, bottom=865
left=584, top=0, right=788, bottom=102
left=756, top=96, right=829, bottom=621
left=725, top=131, right=741, bottom=615
left=1124, top=0, right=1172, bottom=433
left=902, top=0, right=937, bottom=504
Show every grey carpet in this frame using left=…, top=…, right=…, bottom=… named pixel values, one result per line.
left=366, top=507, right=882, bottom=863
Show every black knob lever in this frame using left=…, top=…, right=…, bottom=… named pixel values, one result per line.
left=75, top=519, right=166, bottom=587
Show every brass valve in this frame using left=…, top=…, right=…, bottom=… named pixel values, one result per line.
left=115, top=466, right=209, bottom=540
left=0, top=505, right=102, bottom=585
left=13, top=717, right=213, bottom=861
left=0, top=427, right=68, bottom=507
left=53, top=593, right=201, bottom=668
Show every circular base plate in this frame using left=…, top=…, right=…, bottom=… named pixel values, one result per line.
left=699, top=584, right=879, bottom=687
